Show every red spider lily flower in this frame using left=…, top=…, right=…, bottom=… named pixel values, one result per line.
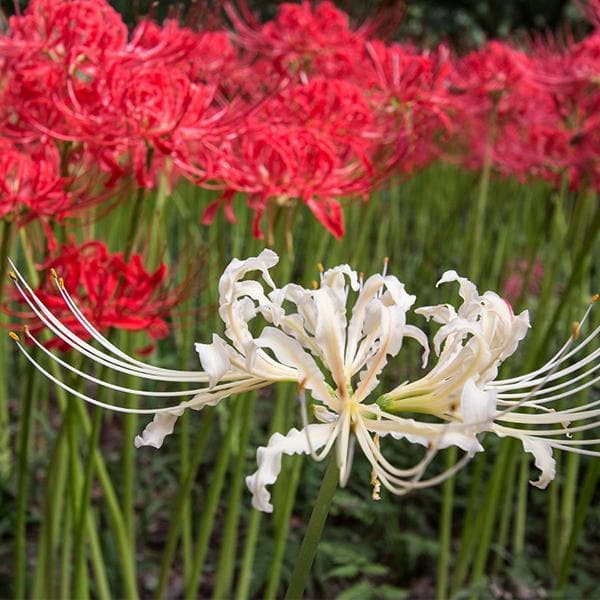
left=14, top=241, right=180, bottom=353
left=0, top=139, right=71, bottom=222
left=126, top=19, right=238, bottom=87
left=227, top=1, right=370, bottom=87
left=362, top=40, right=452, bottom=173
left=204, top=78, right=385, bottom=238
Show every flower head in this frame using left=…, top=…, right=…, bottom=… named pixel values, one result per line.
left=8, top=252, right=600, bottom=510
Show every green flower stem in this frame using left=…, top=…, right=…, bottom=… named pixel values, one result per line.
left=0, top=218, right=14, bottom=480
left=284, top=457, right=339, bottom=600
left=121, top=337, right=138, bottom=547
left=512, top=453, right=529, bottom=556
left=469, top=442, right=511, bottom=589
left=13, top=352, right=38, bottom=599
left=60, top=500, right=74, bottom=599
left=154, top=410, right=215, bottom=600
left=72, top=405, right=104, bottom=598
left=235, top=384, right=290, bottom=600
left=235, top=509, right=262, bottom=600
left=436, top=446, right=457, bottom=600
left=547, top=452, right=561, bottom=570
left=559, top=448, right=580, bottom=562
left=265, top=388, right=303, bottom=599
left=41, top=420, right=69, bottom=599
left=265, top=455, right=303, bottom=600
left=492, top=443, right=519, bottom=573
left=86, top=510, right=111, bottom=600
left=468, top=125, right=494, bottom=281
left=212, top=395, right=257, bottom=600
left=451, top=454, right=485, bottom=591
left=556, top=453, right=600, bottom=591
left=185, top=397, right=244, bottom=599
left=30, top=421, right=64, bottom=598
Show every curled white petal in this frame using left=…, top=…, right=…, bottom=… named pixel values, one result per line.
left=134, top=407, right=185, bottom=449
left=521, top=437, right=556, bottom=489
left=246, top=423, right=335, bottom=512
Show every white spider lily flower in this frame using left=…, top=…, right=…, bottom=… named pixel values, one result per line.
left=379, top=271, right=600, bottom=490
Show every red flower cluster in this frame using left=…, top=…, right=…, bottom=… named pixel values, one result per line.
left=3, top=0, right=600, bottom=237
left=16, top=241, right=179, bottom=353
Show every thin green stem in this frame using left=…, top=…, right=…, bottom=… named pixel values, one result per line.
left=212, top=396, right=256, bottom=600
left=72, top=405, right=104, bottom=598
left=13, top=353, right=38, bottom=599
left=185, top=398, right=244, bottom=599
left=284, top=457, right=339, bottom=600
left=154, top=410, right=215, bottom=600
left=265, top=455, right=303, bottom=600
left=0, top=218, right=14, bottom=480
left=436, top=446, right=457, bottom=600
left=235, top=386, right=290, bottom=600
left=556, top=455, right=600, bottom=591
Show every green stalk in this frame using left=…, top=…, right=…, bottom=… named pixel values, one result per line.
left=30, top=413, right=65, bottom=598
left=450, top=454, right=486, bottom=591
left=154, top=410, right=215, bottom=600
left=0, top=218, right=14, bottom=480
left=86, top=510, right=111, bottom=600
left=512, top=454, right=529, bottom=555
left=235, top=385, right=290, bottom=600
left=265, top=455, right=303, bottom=600
left=556, top=455, right=600, bottom=591
left=212, top=396, right=257, bottom=600
left=72, top=405, right=104, bottom=598
left=559, top=449, right=580, bottom=564
left=469, top=443, right=511, bottom=588
left=235, top=510, right=262, bottom=600
left=60, top=502, right=74, bottom=599
left=492, top=442, right=519, bottom=574
left=436, top=446, right=457, bottom=600
left=74, top=401, right=138, bottom=599
left=468, top=123, right=494, bottom=280
left=284, top=457, right=339, bottom=600
left=38, top=420, right=69, bottom=599
left=13, top=353, right=38, bottom=599
left=185, top=397, right=244, bottom=599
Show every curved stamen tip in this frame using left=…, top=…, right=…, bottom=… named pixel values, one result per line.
left=8, top=331, right=20, bottom=343
left=592, top=293, right=599, bottom=304
left=311, top=279, right=319, bottom=290
left=50, top=268, right=58, bottom=280
left=317, top=262, right=324, bottom=273
left=22, top=324, right=31, bottom=337
left=8, top=270, right=17, bottom=281
left=571, top=321, right=581, bottom=340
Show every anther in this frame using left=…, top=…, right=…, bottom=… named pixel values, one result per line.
left=58, top=277, right=65, bottom=290
left=571, top=321, right=581, bottom=340
left=8, top=331, right=20, bottom=343
left=592, top=293, right=599, bottom=304
left=312, top=280, right=319, bottom=290
left=22, top=325, right=30, bottom=337
left=8, top=270, right=17, bottom=281
left=50, top=268, right=58, bottom=279
left=317, top=263, right=324, bottom=273
left=371, top=434, right=381, bottom=500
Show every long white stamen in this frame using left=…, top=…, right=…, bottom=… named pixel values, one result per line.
left=13, top=338, right=268, bottom=415
left=25, top=330, right=259, bottom=398
left=9, top=262, right=220, bottom=382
